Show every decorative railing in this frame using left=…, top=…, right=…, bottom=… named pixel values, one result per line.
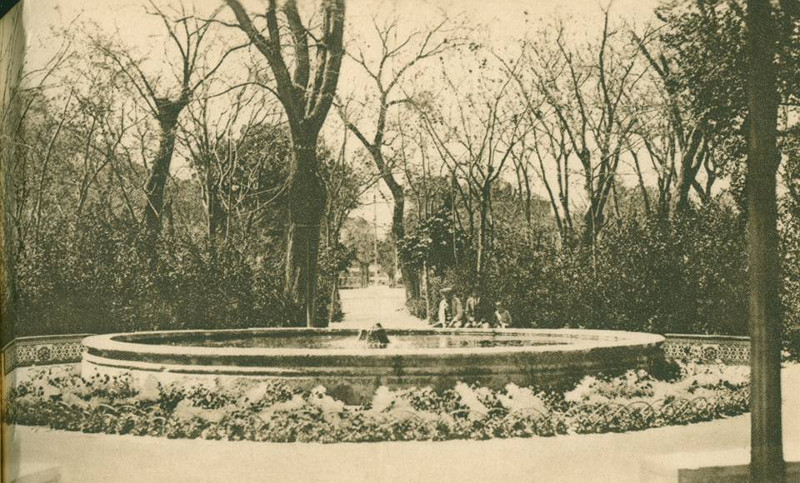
left=2, top=334, right=91, bottom=373
left=2, top=332, right=751, bottom=373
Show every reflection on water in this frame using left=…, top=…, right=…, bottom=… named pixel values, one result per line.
left=136, top=334, right=568, bottom=350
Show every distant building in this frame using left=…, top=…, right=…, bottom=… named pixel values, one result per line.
left=340, top=262, right=390, bottom=288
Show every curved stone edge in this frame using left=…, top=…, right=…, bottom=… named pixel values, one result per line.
left=80, top=328, right=666, bottom=404
left=81, top=328, right=665, bottom=360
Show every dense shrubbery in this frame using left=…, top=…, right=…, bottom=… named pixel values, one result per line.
left=14, top=210, right=339, bottom=336
left=405, top=198, right=800, bottom=357
left=5, top=363, right=749, bottom=442
left=5, top=90, right=352, bottom=340
left=430, top=203, right=750, bottom=335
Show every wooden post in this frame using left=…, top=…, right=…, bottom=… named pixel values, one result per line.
left=745, top=0, right=784, bottom=481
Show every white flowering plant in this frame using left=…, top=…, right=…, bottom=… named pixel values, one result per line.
left=4, top=360, right=750, bottom=442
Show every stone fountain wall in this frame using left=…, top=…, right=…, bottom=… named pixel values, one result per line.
left=3, top=332, right=751, bottom=374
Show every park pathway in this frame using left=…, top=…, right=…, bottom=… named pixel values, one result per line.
left=337, top=285, right=426, bottom=329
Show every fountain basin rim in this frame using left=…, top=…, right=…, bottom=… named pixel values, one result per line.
left=82, top=328, right=665, bottom=359
left=81, top=328, right=667, bottom=404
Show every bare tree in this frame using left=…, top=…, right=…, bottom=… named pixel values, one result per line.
left=628, top=101, right=678, bottom=216
left=6, top=28, right=165, bottom=261
left=417, top=66, right=524, bottom=287
left=182, top=84, right=281, bottom=248
left=396, top=121, right=452, bottom=225
left=225, top=0, right=345, bottom=327
left=501, top=52, right=576, bottom=244
left=339, top=12, right=463, bottom=301
left=3, top=32, right=75, bottom=258
left=89, top=2, right=246, bottom=248
left=632, top=27, right=714, bottom=215
left=321, top=127, right=378, bottom=253
left=519, top=13, right=645, bottom=247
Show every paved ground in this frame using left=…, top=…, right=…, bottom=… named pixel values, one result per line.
left=337, top=286, right=427, bottom=329
left=5, top=364, right=799, bottom=483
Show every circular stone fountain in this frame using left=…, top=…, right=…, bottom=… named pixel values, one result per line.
left=81, top=328, right=665, bottom=404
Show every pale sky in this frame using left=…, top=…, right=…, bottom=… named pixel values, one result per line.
left=21, top=0, right=663, bottom=236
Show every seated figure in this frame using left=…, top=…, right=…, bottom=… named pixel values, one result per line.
left=434, top=287, right=464, bottom=328
left=494, top=301, right=512, bottom=328
left=465, top=287, right=491, bottom=327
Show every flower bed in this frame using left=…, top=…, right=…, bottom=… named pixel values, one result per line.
left=4, top=363, right=750, bottom=443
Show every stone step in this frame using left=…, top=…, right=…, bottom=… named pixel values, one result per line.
left=641, top=447, right=800, bottom=482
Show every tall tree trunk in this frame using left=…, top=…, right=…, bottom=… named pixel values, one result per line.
left=673, top=128, right=704, bottom=215
left=143, top=105, right=182, bottom=243
left=745, top=0, right=784, bottom=480
left=476, top=182, right=491, bottom=286
left=404, top=269, right=421, bottom=300
left=559, top=155, right=573, bottom=239
left=534, top=151, right=565, bottom=241
left=389, top=191, right=419, bottom=300
left=205, top=185, right=227, bottom=251
left=631, top=149, right=652, bottom=216
left=225, top=0, right=345, bottom=329
left=285, top=130, right=326, bottom=327
left=582, top=198, right=605, bottom=248
left=328, top=275, right=338, bottom=326
left=206, top=188, right=219, bottom=242
left=1, top=2, right=25, bottom=346
left=580, top=152, right=603, bottom=247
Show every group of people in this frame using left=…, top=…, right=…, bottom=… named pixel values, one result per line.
left=433, top=286, right=512, bottom=328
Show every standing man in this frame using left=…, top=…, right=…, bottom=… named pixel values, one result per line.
left=435, top=287, right=451, bottom=327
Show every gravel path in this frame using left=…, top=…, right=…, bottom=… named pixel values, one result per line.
left=337, top=286, right=427, bottom=329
